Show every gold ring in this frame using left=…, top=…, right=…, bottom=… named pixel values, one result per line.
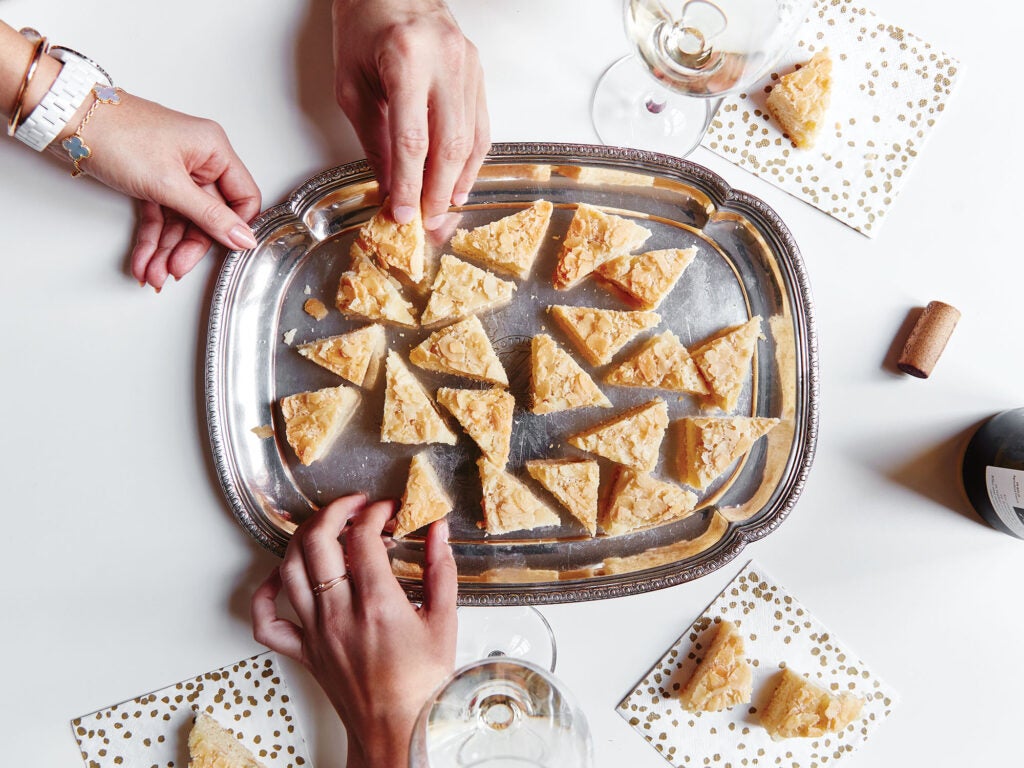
left=312, top=574, right=349, bottom=596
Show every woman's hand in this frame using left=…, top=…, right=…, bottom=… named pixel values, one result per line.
left=252, top=494, right=458, bottom=768
left=54, top=92, right=261, bottom=291
left=332, top=0, right=490, bottom=230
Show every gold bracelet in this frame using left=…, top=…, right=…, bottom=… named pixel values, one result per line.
left=61, top=85, right=122, bottom=177
left=7, top=31, right=49, bottom=137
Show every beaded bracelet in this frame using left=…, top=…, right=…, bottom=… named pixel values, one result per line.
left=7, top=29, right=49, bottom=137
left=61, top=85, right=122, bottom=177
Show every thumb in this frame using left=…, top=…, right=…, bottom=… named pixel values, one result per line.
left=160, top=174, right=258, bottom=251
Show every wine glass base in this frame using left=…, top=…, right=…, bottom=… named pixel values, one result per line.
left=592, top=54, right=716, bottom=158
left=455, top=606, right=557, bottom=673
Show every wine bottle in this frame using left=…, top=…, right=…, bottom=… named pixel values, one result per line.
left=962, top=408, right=1024, bottom=539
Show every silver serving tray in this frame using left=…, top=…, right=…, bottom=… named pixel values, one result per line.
left=205, top=142, right=818, bottom=605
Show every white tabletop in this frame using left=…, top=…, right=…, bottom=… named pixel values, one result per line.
left=1, top=1, right=1021, bottom=766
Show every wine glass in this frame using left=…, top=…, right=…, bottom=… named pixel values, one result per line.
left=409, top=657, right=593, bottom=768
left=592, top=0, right=814, bottom=157
left=455, top=605, right=558, bottom=672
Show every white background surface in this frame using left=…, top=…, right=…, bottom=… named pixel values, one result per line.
left=1, top=1, right=1021, bottom=766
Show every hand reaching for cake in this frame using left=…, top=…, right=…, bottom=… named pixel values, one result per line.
left=251, top=494, right=458, bottom=768
left=331, top=0, right=490, bottom=230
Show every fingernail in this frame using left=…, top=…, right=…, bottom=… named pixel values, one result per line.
left=438, top=517, right=450, bottom=542
left=229, top=225, right=258, bottom=250
left=452, top=192, right=469, bottom=206
left=138, top=280, right=146, bottom=288
left=425, top=213, right=455, bottom=231
left=393, top=205, right=417, bottom=225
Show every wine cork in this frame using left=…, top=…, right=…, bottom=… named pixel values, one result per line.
left=897, top=300, right=961, bottom=378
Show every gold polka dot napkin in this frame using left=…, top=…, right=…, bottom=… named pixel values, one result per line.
left=701, top=0, right=961, bottom=237
left=618, top=560, right=897, bottom=767
left=71, top=652, right=310, bottom=768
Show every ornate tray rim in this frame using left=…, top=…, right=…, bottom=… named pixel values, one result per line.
left=205, top=141, right=820, bottom=605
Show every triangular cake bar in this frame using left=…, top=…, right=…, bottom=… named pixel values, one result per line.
left=478, top=458, right=561, bottom=535
left=421, top=254, right=516, bottom=327
left=437, top=386, right=515, bottom=466
left=409, top=315, right=508, bottom=386
left=526, top=458, right=600, bottom=536
left=596, top=246, right=696, bottom=310
left=567, top=398, right=668, bottom=472
left=690, top=316, right=763, bottom=412
left=296, top=324, right=387, bottom=388
left=381, top=351, right=457, bottom=445
left=549, top=304, right=660, bottom=367
left=393, top=452, right=452, bottom=539
left=530, top=333, right=611, bottom=414
left=600, top=466, right=698, bottom=536
left=760, top=667, right=864, bottom=739
left=450, top=199, right=553, bottom=279
left=280, top=384, right=360, bottom=466
left=679, top=620, right=753, bottom=712
left=553, top=203, right=651, bottom=290
left=676, top=416, right=779, bottom=490
left=766, top=49, right=833, bottom=150
left=605, top=330, right=709, bottom=395
left=188, top=712, right=266, bottom=768
left=350, top=201, right=426, bottom=284
left=336, top=254, right=418, bottom=328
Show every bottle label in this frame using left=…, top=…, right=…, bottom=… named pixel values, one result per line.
left=986, top=466, right=1024, bottom=537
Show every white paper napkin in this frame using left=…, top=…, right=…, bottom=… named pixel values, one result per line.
left=701, top=0, right=962, bottom=237
left=71, top=651, right=311, bottom=768
left=618, top=560, right=898, bottom=767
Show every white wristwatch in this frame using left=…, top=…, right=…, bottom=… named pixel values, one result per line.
left=14, top=47, right=113, bottom=152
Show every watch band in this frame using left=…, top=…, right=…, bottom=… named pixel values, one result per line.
left=14, top=49, right=112, bottom=152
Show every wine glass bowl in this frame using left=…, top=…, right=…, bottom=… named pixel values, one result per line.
left=409, top=658, right=593, bottom=768
left=593, top=0, right=813, bottom=156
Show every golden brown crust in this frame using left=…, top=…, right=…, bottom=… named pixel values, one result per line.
left=553, top=203, right=651, bottom=290
left=381, top=351, right=457, bottom=445
left=600, top=466, right=697, bottom=536
left=766, top=49, right=833, bottom=150
left=421, top=254, right=516, bottom=328
left=436, top=386, right=515, bottom=466
left=679, top=620, right=753, bottom=712
left=677, top=416, right=780, bottom=490
left=596, top=247, right=696, bottom=310
left=350, top=203, right=426, bottom=284
left=188, top=712, right=267, bottom=768
left=408, top=315, right=508, bottom=386
left=335, top=254, right=418, bottom=328
left=478, top=458, right=561, bottom=534
left=526, top=458, right=600, bottom=535
left=280, top=385, right=360, bottom=466
left=567, top=398, right=669, bottom=472
left=450, top=200, right=553, bottom=279
left=548, top=304, right=660, bottom=367
left=605, top=330, right=710, bottom=394
left=760, top=667, right=865, bottom=739
left=530, top=333, right=611, bottom=414
left=690, top=316, right=763, bottom=412
left=296, top=324, right=387, bottom=388
left=393, top=452, right=452, bottom=539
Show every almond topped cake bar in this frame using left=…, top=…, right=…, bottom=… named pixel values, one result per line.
left=450, top=199, right=553, bottom=279
left=380, top=350, right=457, bottom=446
left=393, top=452, right=452, bottom=539
left=567, top=398, right=669, bottom=472
left=408, top=315, right=508, bottom=386
left=420, top=253, right=516, bottom=328
left=436, top=386, right=515, bottom=467
left=679, top=619, right=753, bottom=712
left=553, top=203, right=651, bottom=290
left=530, top=333, right=611, bottom=414
left=549, top=304, right=660, bottom=367
left=526, top=458, right=600, bottom=536
left=296, top=323, right=387, bottom=388
left=336, top=254, right=418, bottom=328
left=350, top=200, right=426, bottom=284
left=280, top=384, right=360, bottom=466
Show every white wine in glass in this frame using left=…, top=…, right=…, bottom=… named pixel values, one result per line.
left=409, top=657, right=593, bottom=768
left=592, top=0, right=813, bottom=156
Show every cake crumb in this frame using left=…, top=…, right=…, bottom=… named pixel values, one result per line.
left=251, top=425, right=274, bottom=439
left=283, top=328, right=297, bottom=345
left=303, top=297, right=329, bottom=320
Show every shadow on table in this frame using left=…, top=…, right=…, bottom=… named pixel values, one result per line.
left=884, top=419, right=988, bottom=527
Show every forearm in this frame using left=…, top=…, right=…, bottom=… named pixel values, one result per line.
left=1, top=21, right=62, bottom=124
